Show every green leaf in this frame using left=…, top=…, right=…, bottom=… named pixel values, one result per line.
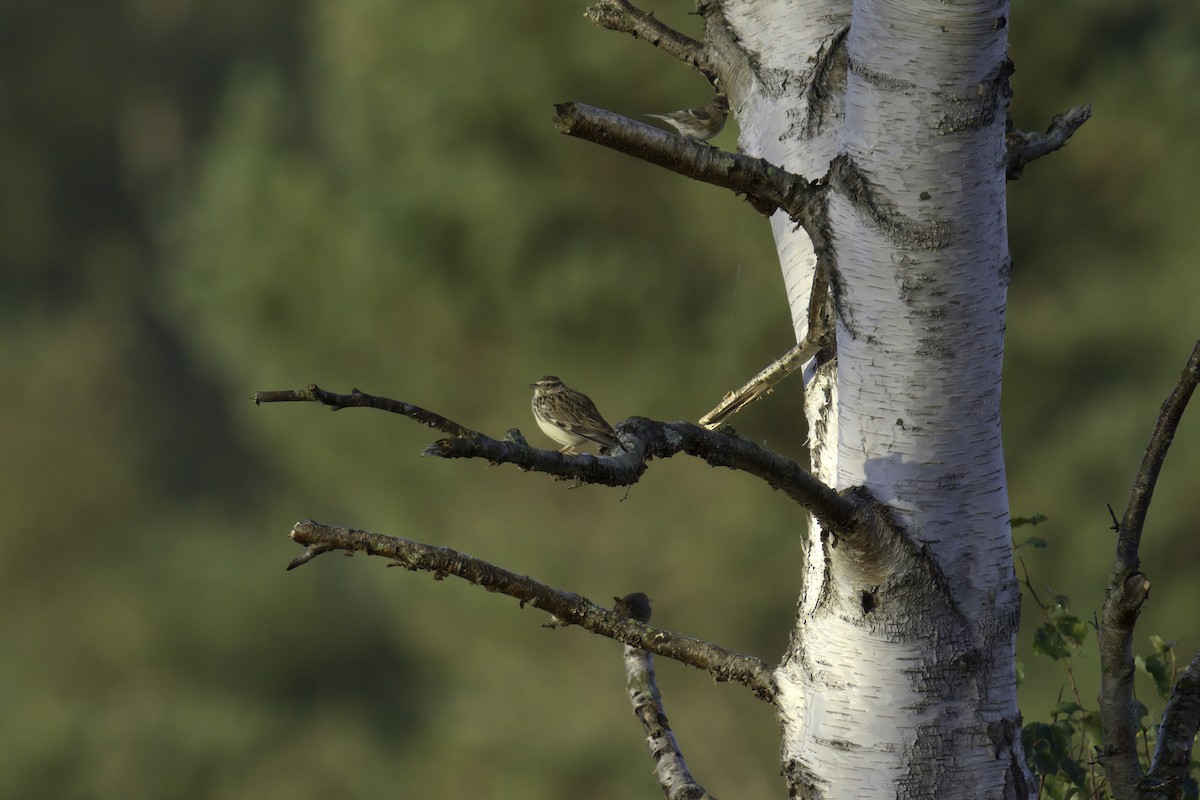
left=1012, top=513, right=1049, bottom=528
left=1133, top=698, right=1149, bottom=727
left=1015, top=535, right=1048, bottom=550
left=1024, top=721, right=1073, bottom=775
left=1056, top=615, right=1088, bottom=648
left=1149, top=634, right=1175, bottom=654
left=1136, top=652, right=1173, bottom=699
left=1034, top=622, right=1072, bottom=660
left=1080, top=708, right=1103, bottom=747
left=1049, top=701, right=1084, bottom=717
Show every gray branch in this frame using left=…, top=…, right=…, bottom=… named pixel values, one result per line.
left=253, top=384, right=475, bottom=437
left=253, top=384, right=869, bottom=537
left=1098, top=338, right=1200, bottom=798
left=699, top=338, right=824, bottom=429
left=1005, top=104, right=1092, bottom=180
left=624, top=642, right=717, bottom=799
left=1117, top=338, right=1200, bottom=571
left=287, top=520, right=777, bottom=702
left=1146, top=649, right=1200, bottom=797
left=585, top=0, right=709, bottom=76
left=552, top=101, right=819, bottom=223
left=432, top=416, right=867, bottom=537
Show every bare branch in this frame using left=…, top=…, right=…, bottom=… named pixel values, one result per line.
left=288, top=520, right=778, bottom=702
left=553, top=101, right=819, bottom=221
left=254, top=384, right=868, bottom=533
left=699, top=338, right=824, bottom=429
left=1097, top=338, right=1200, bottom=797
left=623, top=626, right=717, bottom=799
left=1147, top=649, right=1200, bottom=797
left=253, top=384, right=474, bottom=437
left=433, top=416, right=866, bottom=535
left=1118, top=338, right=1200, bottom=571
left=585, top=0, right=708, bottom=75
left=1005, top=104, right=1092, bottom=180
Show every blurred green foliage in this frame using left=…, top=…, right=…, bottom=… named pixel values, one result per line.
left=1, top=0, right=1198, bottom=796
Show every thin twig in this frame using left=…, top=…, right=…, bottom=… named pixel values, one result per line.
left=287, top=519, right=778, bottom=702
left=699, top=338, right=823, bottom=429
left=1018, top=557, right=1103, bottom=795
left=253, top=384, right=474, bottom=437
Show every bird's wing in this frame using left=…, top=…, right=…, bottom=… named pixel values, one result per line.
left=565, top=423, right=622, bottom=450
left=560, top=407, right=622, bottom=449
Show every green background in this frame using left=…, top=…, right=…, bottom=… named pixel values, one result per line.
left=2, top=0, right=1197, bottom=796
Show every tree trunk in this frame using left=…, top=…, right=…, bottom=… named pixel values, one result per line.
left=720, top=1, right=1032, bottom=795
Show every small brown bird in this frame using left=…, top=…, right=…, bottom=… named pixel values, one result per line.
left=530, top=375, right=623, bottom=454
left=644, top=93, right=729, bottom=141
left=613, top=592, right=653, bottom=624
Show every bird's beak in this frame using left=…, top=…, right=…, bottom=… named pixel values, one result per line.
left=528, top=382, right=538, bottom=388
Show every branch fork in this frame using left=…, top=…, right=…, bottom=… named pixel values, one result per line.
left=1097, top=338, right=1200, bottom=798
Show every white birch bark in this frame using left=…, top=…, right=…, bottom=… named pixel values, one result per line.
left=721, top=0, right=1031, bottom=795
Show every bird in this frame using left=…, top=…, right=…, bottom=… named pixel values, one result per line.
left=530, top=375, right=624, bottom=455
left=613, top=592, right=653, bottom=624
left=644, top=93, right=729, bottom=142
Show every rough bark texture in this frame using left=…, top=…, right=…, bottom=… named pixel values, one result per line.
left=714, top=0, right=1031, bottom=796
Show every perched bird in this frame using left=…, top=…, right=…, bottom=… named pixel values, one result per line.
left=613, top=592, right=653, bottom=624
left=644, top=93, right=729, bottom=142
left=530, top=375, right=624, bottom=454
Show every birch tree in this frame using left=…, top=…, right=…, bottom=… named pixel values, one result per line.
left=255, top=1, right=1200, bottom=797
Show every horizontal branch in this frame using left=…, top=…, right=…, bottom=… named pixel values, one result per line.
left=433, top=416, right=865, bottom=535
left=253, top=384, right=474, bottom=437
left=553, top=101, right=819, bottom=221
left=254, top=383, right=868, bottom=535
left=585, top=0, right=708, bottom=75
left=1005, top=104, right=1092, bottom=180
left=288, top=520, right=777, bottom=702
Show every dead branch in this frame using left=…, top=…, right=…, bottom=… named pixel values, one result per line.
left=621, top=598, right=717, bottom=799
left=699, top=338, right=823, bottom=429
left=253, top=384, right=474, bottom=437
left=585, top=0, right=709, bottom=76
left=552, top=101, right=819, bottom=222
left=432, top=415, right=866, bottom=536
left=1005, top=104, right=1092, bottom=180
left=254, top=384, right=868, bottom=536
left=288, top=519, right=778, bottom=702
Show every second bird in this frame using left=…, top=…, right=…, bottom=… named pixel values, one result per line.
left=530, top=376, right=624, bottom=455
left=644, top=93, right=729, bottom=142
